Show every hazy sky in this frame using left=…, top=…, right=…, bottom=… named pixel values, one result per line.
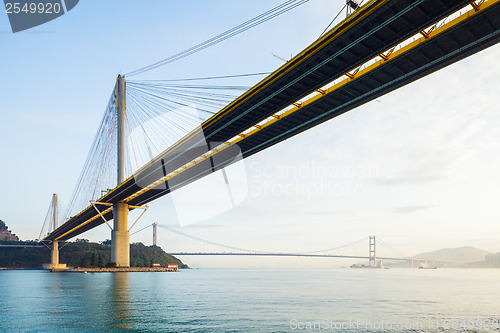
left=1, top=1, right=499, bottom=268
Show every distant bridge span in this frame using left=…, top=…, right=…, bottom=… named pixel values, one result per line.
left=167, top=253, right=466, bottom=264
left=168, top=252, right=406, bottom=261
left=149, top=225, right=466, bottom=264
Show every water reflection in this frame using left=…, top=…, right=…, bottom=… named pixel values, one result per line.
left=109, top=272, right=131, bottom=331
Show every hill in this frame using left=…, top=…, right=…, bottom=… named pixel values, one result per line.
left=414, top=246, right=491, bottom=263
left=0, top=218, right=186, bottom=269
left=0, top=219, right=19, bottom=242
left=0, top=240, right=187, bottom=269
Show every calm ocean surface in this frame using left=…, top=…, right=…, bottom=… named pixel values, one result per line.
left=0, top=268, right=499, bottom=332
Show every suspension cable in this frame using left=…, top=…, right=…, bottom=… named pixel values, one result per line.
left=158, top=224, right=266, bottom=254
left=133, top=72, right=271, bottom=82
left=130, top=224, right=153, bottom=236
left=377, top=237, right=409, bottom=258
left=304, top=237, right=367, bottom=254
left=125, top=0, right=310, bottom=77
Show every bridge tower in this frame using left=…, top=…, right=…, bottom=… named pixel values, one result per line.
left=369, top=235, right=376, bottom=267
left=51, top=193, right=59, bottom=266
left=153, top=222, right=158, bottom=247
left=46, top=193, right=67, bottom=271
left=111, top=75, right=130, bottom=267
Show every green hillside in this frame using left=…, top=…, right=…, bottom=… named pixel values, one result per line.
left=0, top=240, right=187, bottom=269
left=0, top=218, right=186, bottom=269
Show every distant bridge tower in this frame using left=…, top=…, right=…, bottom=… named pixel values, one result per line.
left=111, top=74, right=130, bottom=267
left=46, top=193, right=67, bottom=271
left=153, top=222, right=158, bottom=247
left=369, top=235, right=376, bottom=267
left=51, top=193, right=59, bottom=266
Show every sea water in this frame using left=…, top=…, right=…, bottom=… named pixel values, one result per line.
left=0, top=268, right=499, bottom=332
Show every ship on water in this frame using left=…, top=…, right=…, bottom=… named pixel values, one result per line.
left=350, top=260, right=389, bottom=269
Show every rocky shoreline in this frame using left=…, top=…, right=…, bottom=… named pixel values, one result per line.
left=62, top=267, right=179, bottom=273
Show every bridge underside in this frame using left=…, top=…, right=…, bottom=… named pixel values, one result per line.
left=44, top=0, right=500, bottom=243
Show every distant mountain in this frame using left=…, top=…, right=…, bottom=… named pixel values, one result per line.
left=0, top=219, right=19, bottom=242
left=414, top=246, right=491, bottom=263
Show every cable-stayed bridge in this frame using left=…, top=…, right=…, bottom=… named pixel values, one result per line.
left=40, top=0, right=500, bottom=268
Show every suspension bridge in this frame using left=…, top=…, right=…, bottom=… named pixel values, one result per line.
left=39, top=0, right=500, bottom=268
left=138, top=224, right=405, bottom=262
left=128, top=223, right=464, bottom=267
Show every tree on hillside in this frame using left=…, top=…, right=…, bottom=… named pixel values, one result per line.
left=0, top=219, right=19, bottom=242
left=78, top=256, right=88, bottom=268
left=75, top=238, right=89, bottom=243
left=1, top=240, right=186, bottom=268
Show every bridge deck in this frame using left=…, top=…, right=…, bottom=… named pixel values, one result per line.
left=44, top=0, right=500, bottom=242
left=168, top=252, right=406, bottom=260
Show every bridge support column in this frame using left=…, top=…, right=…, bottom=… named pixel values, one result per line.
left=111, top=202, right=130, bottom=267
left=46, top=240, right=67, bottom=271
left=51, top=240, right=59, bottom=265
left=110, top=75, right=130, bottom=267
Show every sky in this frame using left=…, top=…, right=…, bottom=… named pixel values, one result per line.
left=1, top=1, right=499, bottom=268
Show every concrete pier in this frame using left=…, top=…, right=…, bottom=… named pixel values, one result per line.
left=51, top=240, right=59, bottom=265
left=111, top=202, right=130, bottom=267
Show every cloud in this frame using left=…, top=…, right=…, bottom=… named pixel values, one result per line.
left=392, top=205, right=432, bottom=214
left=371, top=107, right=487, bottom=186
